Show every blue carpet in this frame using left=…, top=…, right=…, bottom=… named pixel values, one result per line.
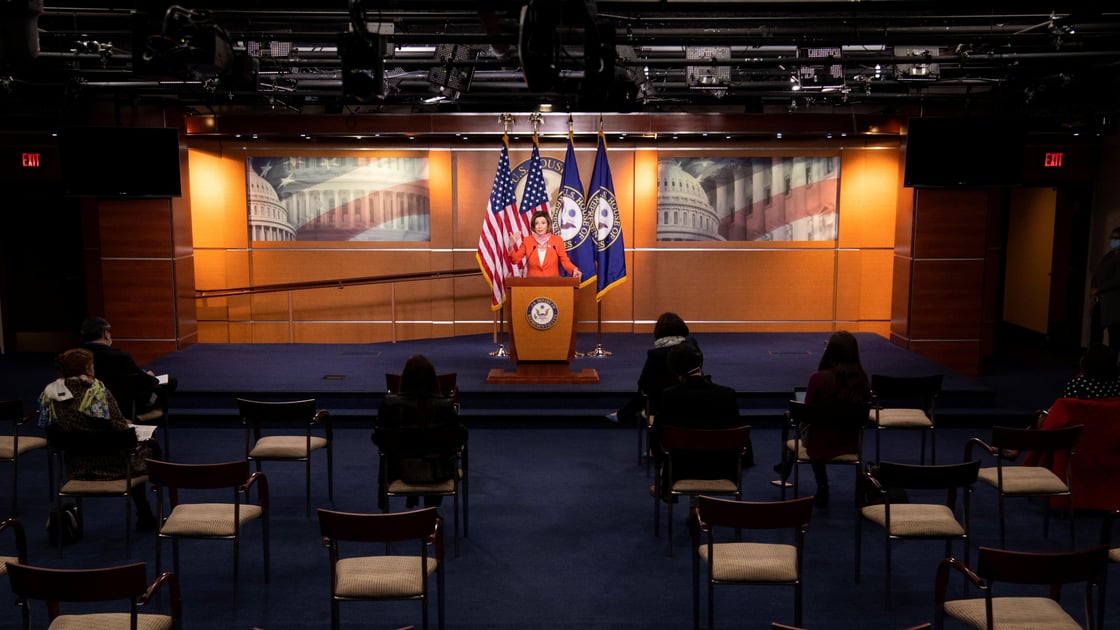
left=2, top=424, right=1113, bottom=629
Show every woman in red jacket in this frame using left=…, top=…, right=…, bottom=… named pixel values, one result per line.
left=509, top=211, right=583, bottom=280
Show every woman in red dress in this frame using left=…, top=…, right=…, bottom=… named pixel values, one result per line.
left=508, top=211, right=582, bottom=280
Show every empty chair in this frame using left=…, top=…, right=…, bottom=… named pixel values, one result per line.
left=781, top=401, right=869, bottom=505
left=935, top=545, right=1109, bottom=630
left=869, top=374, right=942, bottom=464
left=654, top=424, right=753, bottom=556
left=146, top=458, right=270, bottom=584
left=0, top=400, right=47, bottom=516
left=46, top=425, right=148, bottom=558
left=0, top=518, right=28, bottom=576
left=691, top=495, right=815, bottom=629
left=855, top=460, right=980, bottom=607
left=318, top=507, right=445, bottom=630
left=237, top=398, right=333, bottom=517
left=965, top=424, right=1082, bottom=547
left=7, top=561, right=182, bottom=630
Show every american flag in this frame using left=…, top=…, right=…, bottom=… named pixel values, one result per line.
left=520, top=140, right=550, bottom=231
left=475, top=139, right=519, bottom=310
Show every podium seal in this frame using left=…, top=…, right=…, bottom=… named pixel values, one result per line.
left=526, top=297, right=559, bottom=330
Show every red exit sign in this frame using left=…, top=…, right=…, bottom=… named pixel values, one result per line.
left=1044, top=152, right=1064, bottom=167
left=22, top=152, right=41, bottom=167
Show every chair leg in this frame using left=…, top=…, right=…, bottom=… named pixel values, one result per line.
left=794, top=580, right=803, bottom=627
left=305, top=458, right=312, bottom=517
left=437, top=562, right=446, bottom=630
left=691, top=549, right=700, bottom=630
left=854, top=514, right=862, bottom=583
left=263, top=512, right=271, bottom=584
left=920, top=429, right=927, bottom=465
left=327, top=446, right=334, bottom=503
left=667, top=498, right=674, bottom=557
left=707, top=569, right=715, bottom=630
left=330, top=599, right=340, bottom=630
left=929, top=425, right=936, bottom=465
left=884, top=537, right=893, bottom=609
left=233, top=527, right=240, bottom=583
left=998, top=494, right=1007, bottom=548
left=875, top=426, right=882, bottom=465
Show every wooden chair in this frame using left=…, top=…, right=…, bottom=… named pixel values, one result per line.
left=654, top=424, right=752, bottom=556
left=318, top=507, right=445, bottom=630
left=869, top=374, right=942, bottom=464
left=935, top=545, right=1109, bottom=630
left=781, top=401, right=869, bottom=503
left=965, top=424, right=1082, bottom=547
left=691, top=495, right=815, bottom=629
left=0, top=518, right=28, bottom=577
left=855, top=460, right=980, bottom=607
left=237, top=398, right=332, bottom=517
left=46, top=425, right=147, bottom=558
left=374, top=424, right=468, bottom=556
left=146, top=458, right=270, bottom=584
left=7, top=561, right=182, bottom=630
left=1099, top=509, right=1120, bottom=630
left=0, top=400, right=47, bottom=516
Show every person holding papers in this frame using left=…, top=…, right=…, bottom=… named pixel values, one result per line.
left=80, top=316, right=176, bottom=417
left=508, top=211, right=583, bottom=280
left=37, top=348, right=159, bottom=532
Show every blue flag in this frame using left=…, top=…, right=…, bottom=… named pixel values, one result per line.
left=589, top=130, right=627, bottom=300
left=555, top=133, right=596, bottom=287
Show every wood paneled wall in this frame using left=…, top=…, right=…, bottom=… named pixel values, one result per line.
left=890, top=188, right=1000, bottom=376
left=87, top=189, right=197, bottom=365
left=187, top=138, right=903, bottom=347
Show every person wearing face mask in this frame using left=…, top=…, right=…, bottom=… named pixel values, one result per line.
left=1091, top=227, right=1120, bottom=352
left=508, top=211, right=582, bottom=281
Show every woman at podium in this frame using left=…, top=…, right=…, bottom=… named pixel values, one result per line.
left=509, top=211, right=582, bottom=281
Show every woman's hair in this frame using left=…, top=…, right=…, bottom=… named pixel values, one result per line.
left=399, top=354, right=440, bottom=396
left=653, top=312, right=689, bottom=340
left=56, top=348, right=94, bottom=378
left=1081, top=343, right=1118, bottom=381
left=530, top=210, right=551, bottom=229
left=818, top=331, right=870, bottom=404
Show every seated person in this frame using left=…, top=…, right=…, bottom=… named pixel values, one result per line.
left=615, top=311, right=700, bottom=424
left=651, top=343, right=745, bottom=499
left=37, top=348, right=159, bottom=532
left=1061, top=343, right=1120, bottom=400
left=79, top=316, right=177, bottom=418
left=373, top=355, right=466, bottom=509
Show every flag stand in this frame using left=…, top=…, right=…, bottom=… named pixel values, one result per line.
left=489, top=303, right=509, bottom=357
left=583, top=302, right=613, bottom=357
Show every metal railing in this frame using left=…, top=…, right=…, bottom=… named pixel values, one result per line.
left=194, top=268, right=482, bottom=343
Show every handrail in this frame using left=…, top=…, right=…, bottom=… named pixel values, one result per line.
left=194, top=268, right=482, bottom=299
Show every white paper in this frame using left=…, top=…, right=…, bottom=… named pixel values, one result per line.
left=156, top=373, right=169, bottom=385
left=131, top=424, right=158, bottom=441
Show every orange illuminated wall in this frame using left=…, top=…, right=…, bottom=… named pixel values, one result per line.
left=189, top=138, right=903, bottom=344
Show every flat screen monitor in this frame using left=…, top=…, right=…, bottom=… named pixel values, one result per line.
left=903, top=117, right=1024, bottom=188
left=59, top=126, right=182, bottom=197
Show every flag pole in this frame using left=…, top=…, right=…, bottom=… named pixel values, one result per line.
left=489, top=301, right=509, bottom=357
left=484, top=112, right=515, bottom=357
left=584, top=301, right=612, bottom=357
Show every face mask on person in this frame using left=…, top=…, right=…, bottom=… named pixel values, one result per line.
left=1111, top=238, right=1120, bottom=250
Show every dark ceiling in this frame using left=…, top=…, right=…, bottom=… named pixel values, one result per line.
left=4, top=2, right=1120, bottom=126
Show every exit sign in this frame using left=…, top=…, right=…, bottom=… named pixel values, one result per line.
left=21, top=152, right=41, bottom=167
left=1044, top=152, right=1064, bottom=167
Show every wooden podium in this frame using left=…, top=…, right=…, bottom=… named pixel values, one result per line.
left=486, top=277, right=599, bottom=384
